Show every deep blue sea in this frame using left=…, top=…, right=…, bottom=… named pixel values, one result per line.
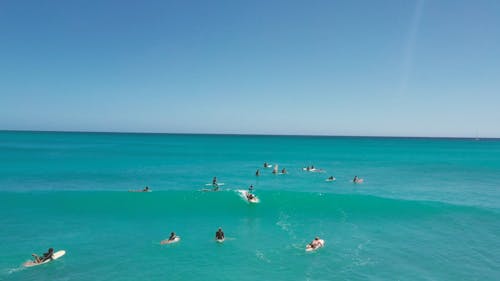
left=1, top=131, right=499, bottom=280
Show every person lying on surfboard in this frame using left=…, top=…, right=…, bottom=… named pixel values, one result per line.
left=308, top=237, right=323, bottom=249
left=31, top=248, right=54, bottom=263
left=246, top=193, right=255, bottom=200
left=215, top=228, right=224, bottom=240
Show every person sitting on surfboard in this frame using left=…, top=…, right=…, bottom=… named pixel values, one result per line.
left=143, top=186, right=150, bottom=192
left=281, top=168, right=287, bottom=174
left=32, top=248, right=54, bottom=263
left=212, top=177, right=219, bottom=191
left=246, top=193, right=255, bottom=200
left=168, top=232, right=177, bottom=241
left=255, top=169, right=260, bottom=176
left=215, top=228, right=224, bottom=240
left=353, top=176, right=361, bottom=183
left=264, top=162, right=269, bottom=168
left=328, top=176, right=334, bottom=180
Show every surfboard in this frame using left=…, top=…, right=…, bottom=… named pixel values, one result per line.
left=216, top=238, right=225, bottom=243
left=205, top=183, right=225, bottom=186
left=353, top=179, right=364, bottom=184
left=23, top=250, right=66, bottom=267
left=305, top=240, right=325, bottom=252
left=160, top=236, right=180, bottom=245
left=325, top=177, right=336, bottom=182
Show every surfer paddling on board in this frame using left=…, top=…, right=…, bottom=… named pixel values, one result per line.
left=215, top=227, right=225, bottom=240
left=31, top=248, right=54, bottom=263
left=246, top=193, right=256, bottom=200
left=307, top=237, right=324, bottom=250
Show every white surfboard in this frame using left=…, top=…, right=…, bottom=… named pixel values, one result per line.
left=23, top=250, right=66, bottom=267
left=205, top=183, right=225, bottom=186
left=305, top=240, right=325, bottom=252
left=216, top=238, right=225, bottom=243
left=353, top=179, right=364, bottom=184
left=160, top=236, right=180, bottom=245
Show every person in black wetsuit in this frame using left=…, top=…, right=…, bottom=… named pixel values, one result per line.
left=168, top=232, right=177, bottom=241
left=32, top=248, right=54, bottom=263
left=215, top=228, right=224, bottom=240
left=212, top=177, right=219, bottom=191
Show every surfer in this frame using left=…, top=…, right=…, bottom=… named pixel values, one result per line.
left=212, top=177, right=219, bottom=191
left=328, top=176, right=334, bottom=181
left=31, top=248, right=54, bottom=263
left=308, top=237, right=322, bottom=249
left=281, top=168, right=287, bottom=174
left=255, top=169, right=260, bottom=176
left=246, top=193, right=255, bottom=200
left=168, top=232, right=177, bottom=242
left=215, top=227, right=225, bottom=240
left=143, top=186, right=150, bottom=192
left=353, top=176, right=361, bottom=183
left=249, top=185, right=254, bottom=193
left=264, top=162, right=269, bottom=168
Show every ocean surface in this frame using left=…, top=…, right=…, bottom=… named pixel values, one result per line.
left=1, top=131, right=499, bottom=281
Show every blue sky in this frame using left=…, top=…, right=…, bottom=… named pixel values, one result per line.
left=1, top=0, right=499, bottom=137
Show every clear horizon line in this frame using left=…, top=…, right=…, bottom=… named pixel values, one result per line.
left=0, top=129, right=496, bottom=140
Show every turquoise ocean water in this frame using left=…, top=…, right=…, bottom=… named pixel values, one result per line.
left=1, top=131, right=499, bottom=280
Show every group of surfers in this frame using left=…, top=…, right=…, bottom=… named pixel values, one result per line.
left=163, top=228, right=323, bottom=250
left=133, top=163, right=363, bottom=194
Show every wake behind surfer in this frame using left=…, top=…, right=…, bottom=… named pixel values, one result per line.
left=31, top=248, right=54, bottom=263
left=215, top=227, right=225, bottom=240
